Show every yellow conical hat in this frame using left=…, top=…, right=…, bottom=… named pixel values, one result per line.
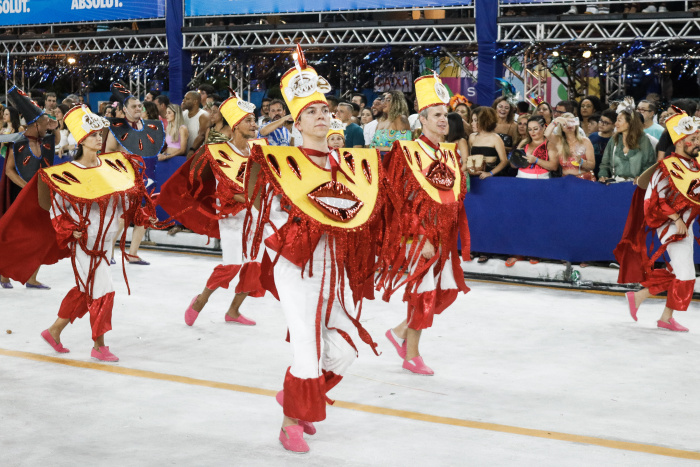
left=666, top=112, right=700, bottom=144
left=281, top=44, right=331, bottom=121
left=326, top=118, right=344, bottom=141
left=63, top=105, right=110, bottom=144
left=414, top=71, right=450, bottom=113
left=220, top=92, right=256, bottom=128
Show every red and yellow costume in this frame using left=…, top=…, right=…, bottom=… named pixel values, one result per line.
left=377, top=73, right=470, bottom=329
left=0, top=106, right=156, bottom=339
left=158, top=95, right=266, bottom=297
left=616, top=113, right=700, bottom=311
left=244, top=48, right=381, bottom=423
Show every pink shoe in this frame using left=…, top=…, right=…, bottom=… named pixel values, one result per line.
left=657, top=318, right=689, bottom=332
left=403, top=356, right=434, bottom=375
left=41, top=329, right=69, bottom=353
left=276, top=390, right=316, bottom=435
left=91, top=346, right=119, bottom=362
left=626, top=291, right=639, bottom=321
left=279, top=425, right=309, bottom=453
left=185, top=296, right=200, bottom=326
left=385, top=329, right=406, bottom=359
left=225, top=312, right=256, bottom=325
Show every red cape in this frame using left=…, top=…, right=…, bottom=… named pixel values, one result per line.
left=157, top=157, right=220, bottom=238
left=614, top=187, right=650, bottom=284
left=0, top=164, right=13, bottom=219
left=0, top=176, right=70, bottom=283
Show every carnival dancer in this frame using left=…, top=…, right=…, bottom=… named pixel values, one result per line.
left=0, top=105, right=158, bottom=360
left=378, top=72, right=470, bottom=375
left=244, top=45, right=382, bottom=453
left=616, top=112, right=700, bottom=332
left=0, top=85, right=58, bottom=289
left=158, top=93, right=263, bottom=326
left=326, top=118, right=345, bottom=150
left=104, top=82, right=165, bottom=265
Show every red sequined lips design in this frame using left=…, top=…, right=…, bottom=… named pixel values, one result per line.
left=687, top=178, right=700, bottom=202
left=307, top=181, right=363, bottom=222
left=425, top=160, right=455, bottom=190
left=236, top=162, right=247, bottom=184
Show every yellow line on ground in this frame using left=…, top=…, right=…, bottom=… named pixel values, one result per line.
left=1, top=347, right=699, bottom=460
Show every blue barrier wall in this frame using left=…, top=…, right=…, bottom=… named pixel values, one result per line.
left=465, top=176, right=700, bottom=264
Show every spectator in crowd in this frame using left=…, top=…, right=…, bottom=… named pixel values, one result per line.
left=469, top=107, right=508, bottom=264
left=349, top=102, right=361, bottom=124
left=181, top=90, right=210, bottom=157
left=446, top=112, right=470, bottom=175
left=158, top=104, right=189, bottom=161
left=370, top=90, right=411, bottom=152
left=536, top=101, right=554, bottom=125
left=155, top=94, right=170, bottom=127
left=656, top=99, right=696, bottom=160
left=259, top=99, right=292, bottom=146
left=637, top=99, right=664, bottom=139
left=453, top=102, right=471, bottom=124
left=62, top=94, right=80, bottom=107
left=585, top=112, right=600, bottom=136
left=197, top=84, right=217, bottom=107
left=599, top=100, right=656, bottom=182
left=257, top=97, right=271, bottom=126
left=469, top=107, right=508, bottom=179
left=364, top=97, right=383, bottom=147
left=578, top=96, right=604, bottom=136
left=516, top=113, right=530, bottom=147
left=553, top=100, right=576, bottom=119
left=407, top=93, right=422, bottom=133
left=54, top=104, right=76, bottom=161
left=144, top=90, right=160, bottom=102
left=326, top=95, right=339, bottom=114
left=327, top=121, right=345, bottom=150
left=44, top=92, right=58, bottom=112
left=517, top=115, right=557, bottom=178
left=142, top=101, right=159, bottom=121
left=492, top=97, right=518, bottom=153
left=545, top=112, right=595, bottom=180
left=588, top=108, right=616, bottom=177
left=205, top=99, right=232, bottom=143
left=103, top=106, right=114, bottom=118
left=515, top=101, right=530, bottom=116
left=1, top=106, right=22, bottom=160
left=360, top=108, right=373, bottom=129
left=336, top=102, right=364, bottom=148
left=351, top=93, right=367, bottom=113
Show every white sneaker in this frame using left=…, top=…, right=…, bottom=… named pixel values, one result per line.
left=641, top=5, right=657, bottom=13
left=564, top=6, right=578, bottom=14
left=584, top=6, right=598, bottom=14
left=658, top=5, right=668, bottom=12
left=597, top=6, right=610, bottom=14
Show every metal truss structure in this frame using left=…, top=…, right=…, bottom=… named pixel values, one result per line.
left=498, top=14, right=700, bottom=43
left=0, top=31, right=166, bottom=56
left=182, top=20, right=477, bottom=51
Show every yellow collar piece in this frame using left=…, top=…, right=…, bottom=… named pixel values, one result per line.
left=259, top=146, right=380, bottom=229
left=41, top=152, right=136, bottom=200
left=398, top=140, right=462, bottom=204
left=204, top=142, right=249, bottom=189
left=663, top=156, right=700, bottom=205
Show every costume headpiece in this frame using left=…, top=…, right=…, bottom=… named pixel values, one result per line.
left=63, top=105, right=110, bottom=144
left=414, top=70, right=450, bottom=113
left=220, top=91, right=256, bottom=128
left=448, top=94, right=470, bottom=112
left=666, top=112, right=700, bottom=144
left=281, top=44, right=331, bottom=121
left=7, top=85, right=44, bottom=125
left=528, top=93, right=545, bottom=108
left=326, top=118, right=345, bottom=141
left=110, top=82, right=135, bottom=104
left=615, top=97, right=636, bottom=115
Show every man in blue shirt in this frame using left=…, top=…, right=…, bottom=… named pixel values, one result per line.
left=259, top=99, right=292, bottom=146
left=588, top=109, right=615, bottom=178
left=336, top=102, right=365, bottom=148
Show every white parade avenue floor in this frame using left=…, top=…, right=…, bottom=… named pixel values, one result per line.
left=1, top=249, right=699, bottom=466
